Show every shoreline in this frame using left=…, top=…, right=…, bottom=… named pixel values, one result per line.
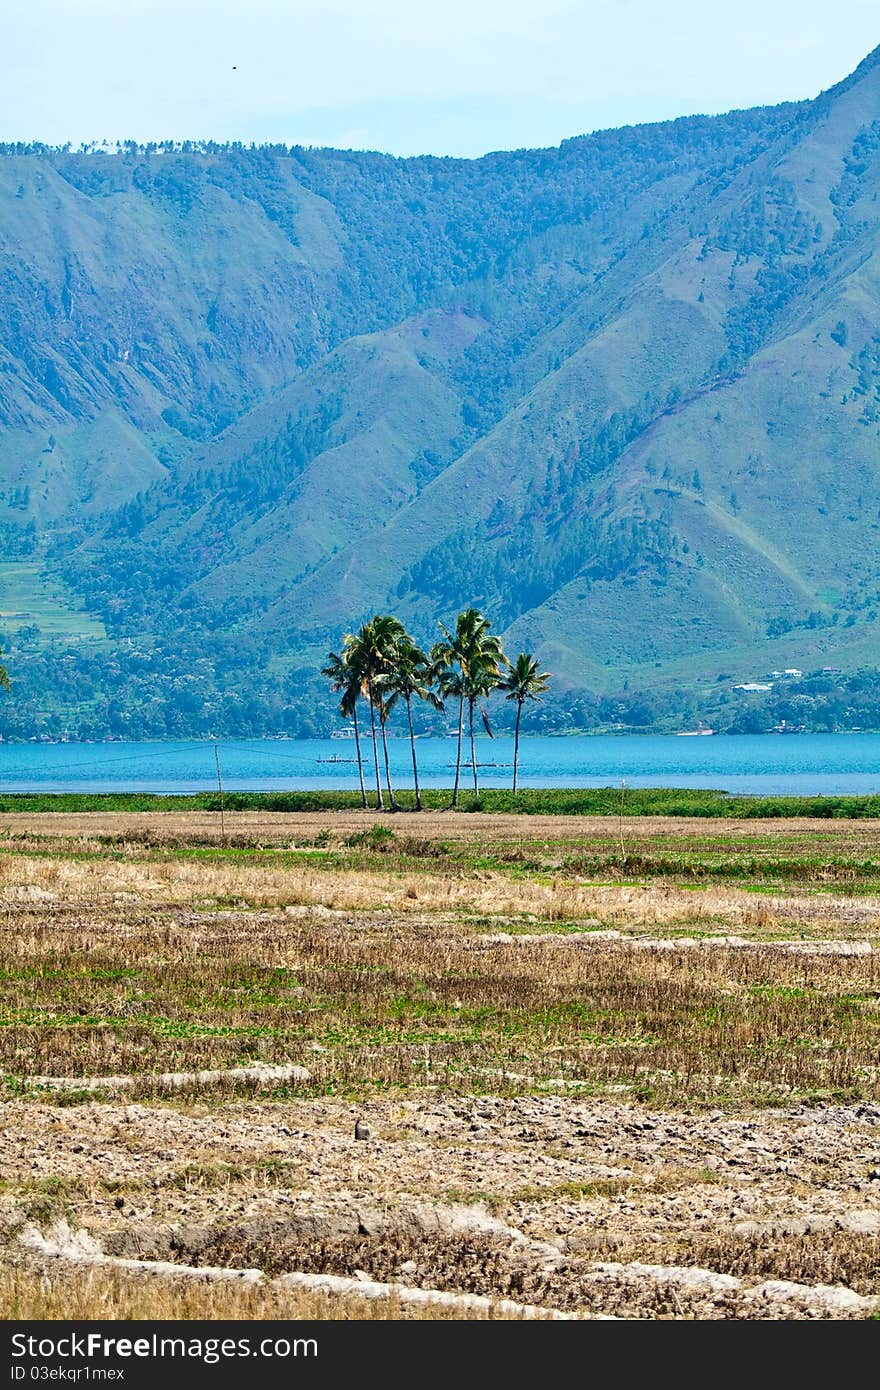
left=3, top=727, right=880, bottom=746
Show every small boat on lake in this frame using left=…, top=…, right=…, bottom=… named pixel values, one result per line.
left=448, top=761, right=513, bottom=769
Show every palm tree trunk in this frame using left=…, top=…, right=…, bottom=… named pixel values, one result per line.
left=451, top=691, right=465, bottom=808
left=380, top=715, right=398, bottom=810
left=469, top=698, right=478, bottom=794
left=352, top=702, right=367, bottom=809
left=367, top=683, right=384, bottom=810
left=512, top=700, right=522, bottom=794
left=406, top=695, right=421, bottom=811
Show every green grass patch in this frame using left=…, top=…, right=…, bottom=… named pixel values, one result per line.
left=4, top=786, right=880, bottom=817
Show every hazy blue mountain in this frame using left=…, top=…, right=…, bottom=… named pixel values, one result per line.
left=2, top=48, right=880, bottom=738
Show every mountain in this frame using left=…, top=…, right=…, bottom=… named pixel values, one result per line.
left=2, top=49, right=880, bottom=739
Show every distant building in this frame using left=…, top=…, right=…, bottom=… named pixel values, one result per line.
left=783, top=668, right=803, bottom=677
left=734, top=682, right=774, bottom=692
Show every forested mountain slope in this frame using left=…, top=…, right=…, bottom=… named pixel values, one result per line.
left=1, top=47, right=880, bottom=738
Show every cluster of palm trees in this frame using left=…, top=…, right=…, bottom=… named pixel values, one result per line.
left=322, top=608, right=550, bottom=809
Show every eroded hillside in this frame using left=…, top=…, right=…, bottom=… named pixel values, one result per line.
left=2, top=49, right=880, bottom=736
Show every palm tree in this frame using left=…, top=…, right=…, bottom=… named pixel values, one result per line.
left=342, top=624, right=383, bottom=809
left=349, top=615, right=407, bottom=811
left=433, top=659, right=467, bottom=807
left=463, top=653, right=504, bottom=795
left=321, top=647, right=367, bottom=808
left=433, top=609, right=506, bottom=804
left=384, top=640, right=443, bottom=810
left=499, top=653, right=551, bottom=793
left=376, top=684, right=399, bottom=810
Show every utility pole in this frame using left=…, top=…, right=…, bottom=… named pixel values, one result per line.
left=214, top=739, right=226, bottom=843
left=618, top=779, right=626, bottom=864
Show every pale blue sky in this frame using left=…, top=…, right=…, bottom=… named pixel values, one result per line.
left=3, top=0, right=878, bottom=157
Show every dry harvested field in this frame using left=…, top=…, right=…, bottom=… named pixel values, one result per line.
left=2, top=808, right=880, bottom=1320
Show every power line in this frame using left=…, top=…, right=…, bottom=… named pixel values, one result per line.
left=0, top=740, right=213, bottom=773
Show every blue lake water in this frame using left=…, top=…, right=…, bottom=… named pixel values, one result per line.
left=1, top=733, right=880, bottom=796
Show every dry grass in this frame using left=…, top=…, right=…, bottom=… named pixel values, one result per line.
left=643, top=1229, right=880, bottom=1296
left=4, top=808, right=880, bottom=941
left=133, top=1221, right=880, bottom=1317
left=0, top=889, right=878, bottom=1104
left=1, top=850, right=878, bottom=942
left=0, top=1265, right=527, bottom=1320
left=2, top=811, right=880, bottom=1320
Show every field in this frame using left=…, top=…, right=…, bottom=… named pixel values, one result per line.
left=0, top=560, right=106, bottom=642
left=2, top=807, right=880, bottom=1320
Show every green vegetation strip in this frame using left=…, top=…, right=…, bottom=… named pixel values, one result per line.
left=2, top=908, right=879, bottom=1106
left=4, top=788, right=880, bottom=817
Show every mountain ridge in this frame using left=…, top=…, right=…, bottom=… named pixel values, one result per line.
left=1, top=49, right=880, bottom=738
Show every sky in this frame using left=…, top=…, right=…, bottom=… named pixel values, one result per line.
left=3, top=0, right=878, bottom=158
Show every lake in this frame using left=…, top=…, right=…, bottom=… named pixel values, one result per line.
left=1, top=732, right=880, bottom=795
